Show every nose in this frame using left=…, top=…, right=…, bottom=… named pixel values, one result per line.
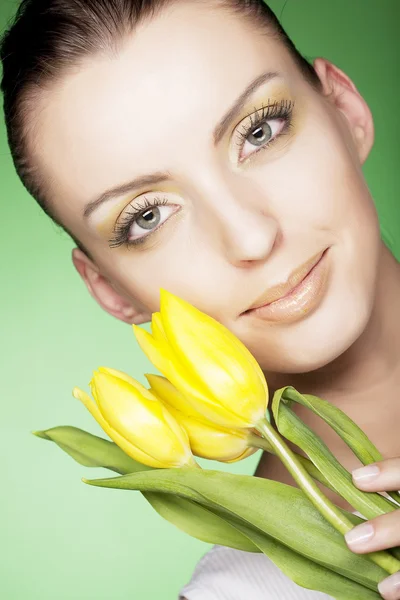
left=222, top=206, right=279, bottom=266
left=197, top=175, right=280, bottom=267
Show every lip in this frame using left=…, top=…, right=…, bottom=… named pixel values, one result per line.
left=244, top=248, right=330, bottom=324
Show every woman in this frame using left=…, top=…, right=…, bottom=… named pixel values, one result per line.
left=1, top=1, right=400, bottom=598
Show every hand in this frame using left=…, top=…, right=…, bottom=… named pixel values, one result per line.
left=344, top=458, right=400, bottom=599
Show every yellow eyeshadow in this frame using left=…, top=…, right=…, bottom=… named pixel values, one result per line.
left=94, top=195, right=134, bottom=237
left=228, top=84, right=303, bottom=166
left=93, top=183, right=184, bottom=238
left=238, top=84, right=297, bottom=125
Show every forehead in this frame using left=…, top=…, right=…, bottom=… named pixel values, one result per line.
left=35, top=2, right=298, bottom=222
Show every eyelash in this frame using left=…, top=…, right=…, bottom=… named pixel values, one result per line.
left=236, top=98, right=295, bottom=160
left=109, top=196, right=170, bottom=249
left=109, top=99, right=295, bottom=249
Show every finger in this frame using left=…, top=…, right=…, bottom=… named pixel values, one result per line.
left=352, top=458, right=400, bottom=491
left=345, top=510, right=400, bottom=553
left=377, top=572, right=400, bottom=600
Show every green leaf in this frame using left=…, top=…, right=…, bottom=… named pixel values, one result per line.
left=34, top=426, right=258, bottom=552
left=83, top=467, right=388, bottom=591
left=272, top=389, right=397, bottom=519
left=148, top=491, right=381, bottom=598
left=231, top=522, right=380, bottom=600
left=286, top=388, right=400, bottom=506
left=145, top=493, right=258, bottom=552
left=36, top=425, right=385, bottom=597
left=33, top=426, right=152, bottom=474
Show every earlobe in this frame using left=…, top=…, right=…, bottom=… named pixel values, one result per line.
left=71, top=248, right=151, bottom=325
left=312, top=57, right=374, bottom=164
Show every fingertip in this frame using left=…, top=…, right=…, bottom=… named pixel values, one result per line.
left=378, top=571, right=400, bottom=599
left=352, top=464, right=380, bottom=486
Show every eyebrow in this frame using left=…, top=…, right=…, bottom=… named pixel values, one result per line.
left=83, top=70, right=281, bottom=220
left=83, top=172, right=172, bottom=219
left=213, top=70, right=281, bottom=144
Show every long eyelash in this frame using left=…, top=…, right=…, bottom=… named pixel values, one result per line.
left=109, top=196, right=169, bottom=249
left=236, top=98, right=295, bottom=155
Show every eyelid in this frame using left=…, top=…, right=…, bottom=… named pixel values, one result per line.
left=109, top=194, right=182, bottom=249
left=231, top=99, right=295, bottom=162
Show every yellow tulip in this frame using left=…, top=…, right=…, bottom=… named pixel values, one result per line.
left=146, top=374, right=258, bottom=463
left=133, top=290, right=268, bottom=430
left=73, top=367, right=197, bottom=469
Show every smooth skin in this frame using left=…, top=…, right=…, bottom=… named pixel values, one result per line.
left=28, top=3, right=400, bottom=597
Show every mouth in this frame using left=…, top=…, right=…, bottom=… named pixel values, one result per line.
left=243, top=248, right=330, bottom=324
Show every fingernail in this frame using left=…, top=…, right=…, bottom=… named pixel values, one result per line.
left=352, top=464, right=380, bottom=482
left=345, top=523, right=374, bottom=547
left=378, top=572, right=400, bottom=598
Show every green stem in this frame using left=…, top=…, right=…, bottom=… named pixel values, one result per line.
left=255, top=418, right=400, bottom=576
left=249, top=433, right=335, bottom=492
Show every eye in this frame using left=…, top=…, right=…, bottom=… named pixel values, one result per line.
left=234, top=100, right=294, bottom=162
left=240, top=119, right=285, bottom=160
left=133, top=205, right=165, bottom=234
left=109, top=197, right=181, bottom=248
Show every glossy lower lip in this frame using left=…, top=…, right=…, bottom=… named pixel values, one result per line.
left=245, top=248, right=330, bottom=324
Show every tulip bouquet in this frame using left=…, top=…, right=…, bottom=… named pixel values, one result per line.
left=34, top=290, right=400, bottom=599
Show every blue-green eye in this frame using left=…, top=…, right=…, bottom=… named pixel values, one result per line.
left=235, top=99, right=294, bottom=161
left=247, top=121, right=273, bottom=146
left=109, top=197, right=180, bottom=248
left=135, top=206, right=162, bottom=230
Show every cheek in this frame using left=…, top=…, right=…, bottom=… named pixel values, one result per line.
left=258, top=103, right=374, bottom=231
left=235, top=129, right=381, bottom=373
left=99, top=229, right=229, bottom=316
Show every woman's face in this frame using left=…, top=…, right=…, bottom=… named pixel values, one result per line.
left=34, top=2, right=380, bottom=374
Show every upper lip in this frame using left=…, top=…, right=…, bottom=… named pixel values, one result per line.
left=245, top=249, right=327, bottom=311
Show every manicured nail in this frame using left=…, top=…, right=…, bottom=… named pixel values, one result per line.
left=345, top=523, right=374, bottom=547
left=352, top=464, right=380, bottom=482
left=378, top=571, right=400, bottom=598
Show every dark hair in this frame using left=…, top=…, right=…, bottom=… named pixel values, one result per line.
left=1, top=0, right=322, bottom=257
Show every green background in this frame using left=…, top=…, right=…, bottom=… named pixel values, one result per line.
left=1, top=0, right=399, bottom=598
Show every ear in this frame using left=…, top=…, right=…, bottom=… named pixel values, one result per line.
left=71, top=248, right=152, bottom=325
left=312, top=57, right=374, bottom=164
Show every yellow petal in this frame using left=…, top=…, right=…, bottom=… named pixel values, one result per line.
left=72, top=387, right=166, bottom=468
left=97, top=366, right=148, bottom=395
left=159, top=403, right=195, bottom=464
left=134, top=326, right=231, bottom=421
left=142, top=378, right=194, bottom=460
left=151, top=365, right=249, bottom=428
left=147, top=375, right=254, bottom=436
left=135, top=319, right=253, bottom=428
left=146, top=376, right=256, bottom=461
left=132, top=325, right=174, bottom=380
left=159, top=289, right=268, bottom=426
left=164, top=403, right=255, bottom=462
left=224, top=446, right=258, bottom=463
left=151, top=312, right=168, bottom=342
left=92, top=372, right=194, bottom=467
left=146, top=374, right=204, bottom=420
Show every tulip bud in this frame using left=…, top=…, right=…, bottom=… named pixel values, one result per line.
left=133, top=290, right=268, bottom=430
left=73, top=367, right=197, bottom=469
